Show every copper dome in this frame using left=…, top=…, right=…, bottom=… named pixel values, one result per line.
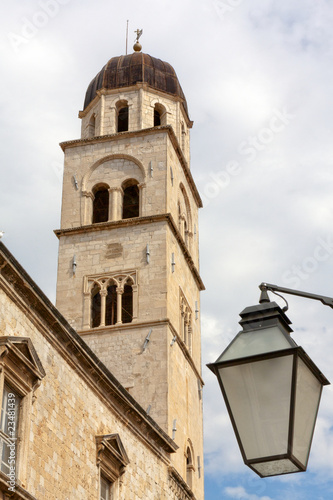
left=83, top=52, right=189, bottom=116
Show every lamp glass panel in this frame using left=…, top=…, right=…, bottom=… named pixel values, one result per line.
left=218, top=326, right=296, bottom=362
left=219, top=354, right=293, bottom=459
left=293, top=357, right=322, bottom=466
left=252, top=459, right=300, bottom=477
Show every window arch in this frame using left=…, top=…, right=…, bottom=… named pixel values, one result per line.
left=181, top=122, right=186, bottom=151
left=178, top=184, right=192, bottom=249
left=116, top=100, right=129, bottom=132
left=93, top=185, right=109, bottom=223
left=122, top=180, right=140, bottom=219
left=180, top=291, right=192, bottom=354
left=88, top=114, right=96, bottom=138
left=153, top=103, right=166, bottom=127
left=186, top=447, right=194, bottom=488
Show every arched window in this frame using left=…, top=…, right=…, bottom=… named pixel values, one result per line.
left=154, top=109, right=161, bottom=126
left=117, top=106, right=129, bottom=132
left=105, top=284, right=117, bottom=326
left=93, top=186, right=109, bottom=223
left=88, top=114, right=96, bottom=138
left=122, top=284, right=133, bottom=324
left=153, top=103, right=166, bottom=127
left=181, top=122, right=186, bottom=151
left=122, top=183, right=139, bottom=219
left=186, top=447, right=194, bottom=488
left=85, top=271, right=137, bottom=329
left=91, top=284, right=101, bottom=328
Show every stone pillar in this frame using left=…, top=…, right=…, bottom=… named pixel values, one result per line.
left=100, top=290, right=107, bottom=327
left=116, top=287, right=123, bottom=325
left=109, top=187, right=118, bottom=221
left=132, top=284, right=138, bottom=321
left=138, top=183, right=146, bottom=218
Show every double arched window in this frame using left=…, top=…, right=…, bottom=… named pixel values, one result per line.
left=178, top=185, right=192, bottom=249
left=91, top=179, right=140, bottom=224
left=180, top=292, right=192, bottom=355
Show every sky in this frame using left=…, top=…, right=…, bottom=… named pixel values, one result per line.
left=1, top=0, right=333, bottom=499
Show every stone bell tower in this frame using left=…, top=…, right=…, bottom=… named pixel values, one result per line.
left=55, top=38, right=205, bottom=497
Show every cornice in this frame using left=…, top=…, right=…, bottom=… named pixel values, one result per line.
left=0, top=242, right=177, bottom=457
left=59, top=125, right=202, bottom=208
left=54, top=213, right=205, bottom=291
left=168, top=466, right=196, bottom=499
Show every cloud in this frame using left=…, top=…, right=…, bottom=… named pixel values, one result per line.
left=225, top=486, right=273, bottom=500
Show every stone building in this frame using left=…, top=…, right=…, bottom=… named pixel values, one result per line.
left=0, top=42, right=204, bottom=499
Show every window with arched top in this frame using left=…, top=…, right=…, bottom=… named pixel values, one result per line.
left=154, top=109, right=161, bottom=126
left=181, top=122, right=186, bottom=151
left=91, top=284, right=101, bottom=328
left=122, top=182, right=139, bottom=219
left=93, top=186, right=109, bottom=223
left=117, top=105, right=129, bottom=132
left=178, top=184, right=192, bottom=250
left=186, top=447, right=194, bottom=488
left=88, top=114, right=96, bottom=138
left=153, top=103, right=166, bottom=127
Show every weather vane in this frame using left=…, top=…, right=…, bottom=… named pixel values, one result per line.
left=135, top=29, right=143, bottom=42
left=133, top=29, right=143, bottom=52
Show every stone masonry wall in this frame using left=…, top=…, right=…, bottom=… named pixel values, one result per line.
left=0, top=285, right=191, bottom=500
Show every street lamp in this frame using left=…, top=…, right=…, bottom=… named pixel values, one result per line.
left=207, top=283, right=330, bottom=478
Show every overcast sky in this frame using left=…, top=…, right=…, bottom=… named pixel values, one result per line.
left=1, top=1, right=333, bottom=499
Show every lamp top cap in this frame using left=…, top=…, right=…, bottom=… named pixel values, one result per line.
left=239, top=301, right=293, bottom=334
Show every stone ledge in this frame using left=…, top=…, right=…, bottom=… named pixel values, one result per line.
left=54, top=213, right=205, bottom=291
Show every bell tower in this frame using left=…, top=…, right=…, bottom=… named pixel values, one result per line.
left=55, top=40, right=204, bottom=497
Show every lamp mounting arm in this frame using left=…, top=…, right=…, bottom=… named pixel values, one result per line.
left=259, top=282, right=333, bottom=309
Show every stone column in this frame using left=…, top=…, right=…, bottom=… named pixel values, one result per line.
left=132, top=284, right=138, bottom=321
left=116, top=287, right=124, bottom=325
left=138, top=183, right=146, bottom=218
left=100, top=290, right=107, bottom=327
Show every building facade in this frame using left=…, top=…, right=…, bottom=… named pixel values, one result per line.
left=0, top=45, right=204, bottom=499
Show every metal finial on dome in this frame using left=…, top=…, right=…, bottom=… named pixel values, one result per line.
left=133, top=28, right=143, bottom=52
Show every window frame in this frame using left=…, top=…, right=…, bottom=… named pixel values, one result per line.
left=83, top=271, right=138, bottom=330
left=0, top=337, right=45, bottom=494
left=96, top=434, right=130, bottom=500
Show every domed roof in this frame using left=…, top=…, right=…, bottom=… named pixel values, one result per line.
left=83, top=52, right=189, bottom=117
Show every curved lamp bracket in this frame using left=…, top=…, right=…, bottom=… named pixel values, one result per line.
left=259, top=282, right=333, bottom=309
